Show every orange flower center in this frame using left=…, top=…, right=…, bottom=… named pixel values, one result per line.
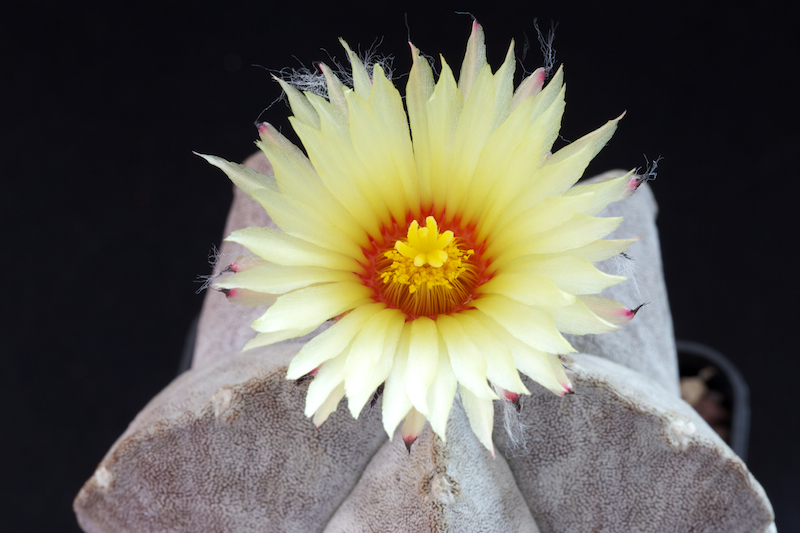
left=360, top=215, right=491, bottom=319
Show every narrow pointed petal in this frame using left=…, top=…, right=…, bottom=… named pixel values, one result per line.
left=344, top=309, right=405, bottom=417
left=197, top=153, right=276, bottom=198
left=426, top=335, right=457, bottom=441
left=455, top=313, right=529, bottom=395
left=312, top=382, right=346, bottom=427
left=305, top=349, right=349, bottom=417
left=489, top=214, right=623, bottom=271
left=502, top=256, right=627, bottom=295
left=471, top=294, right=576, bottom=354
left=458, top=96, right=536, bottom=226
left=478, top=313, right=573, bottom=395
left=242, top=325, right=319, bottom=351
left=215, top=264, right=358, bottom=294
left=478, top=273, right=576, bottom=308
left=509, top=67, right=545, bottom=112
left=445, top=64, right=495, bottom=219
left=564, top=170, right=637, bottom=216
left=490, top=40, right=516, bottom=130
left=225, top=226, right=361, bottom=272
left=253, top=282, right=372, bottom=333
left=579, top=294, right=638, bottom=324
left=256, top=123, right=370, bottom=249
left=436, top=315, right=498, bottom=401
left=318, top=62, right=349, bottom=119
left=541, top=115, right=621, bottom=194
left=401, top=407, right=427, bottom=451
left=286, top=302, right=386, bottom=379
left=460, top=387, right=495, bottom=456
left=273, top=76, right=320, bottom=129
left=486, top=193, right=597, bottom=255
left=369, top=65, right=421, bottom=217
left=406, top=43, right=435, bottom=211
left=547, top=298, right=619, bottom=335
left=382, top=324, right=414, bottom=438
left=426, top=58, right=463, bottom=214
left=290, top=117, right=385, bottom=238
left=534, top=237, right=638, bottom=263
left=458, top=20, right=487, bottom=99
left=220, top=288, right=277, bottom=308
left=405, top=317, right=439, bottom=416
left=339, top=38, right=373, bottom=98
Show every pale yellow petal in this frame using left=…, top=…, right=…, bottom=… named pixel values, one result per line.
left=458, top=21, right=487, bottom=99
left=426, top=333, right=457, bottom=441
left=459, top=387, right=495, bottom=455
left=490, top=40, right=516, bottom=130
left=564, top=170, right=637, bottom=216
left=473, top=118, right=549, bottom=243
left=444, top=64, right=496, bottom=220
left=221, top=288, right=277, bottom=308
left=300, top=96, right=392, bottom=233
left=509, top=68, right=545, bottom=113
left=528, top=78, right=566, bottom=161
left=252, top=281, right=372, bottom=333
left=382, top=324, right=414, bottom=438
left=455, top=313, right=529, bottom=395
left=502, top=256, right=626, bottom=295
left=458, top=96, right=536, bottom=227
left=290, top=117, right=384, bottom=239
left=471, top=294, right=575, bottom=354
left=406, top=43, right=435, bottom=211
left=339, top=38, right=372, bottom=98
left=225, top=226, right=361, bottom=272
left=215, top=264, right=358, bottom=294
left=528, top=64, right=564, bottom=129
left=436, top=315, right=498, bottom=401
left=579, top=294, right=637, bottom=325
left=257, top=123, right=370, bottom=249
left=478, top=313, right=572, bottom=395
left=242, top=325, right=318, bottom=351
left=369, top=65, right=421, bottom=218
left=287, top=302, right=386, bottom=379
left=345, top=71, right=409, bottom=224
left=547, top=298, right=619, bottom=335
left=485, top=193, right=597, bottom=256
left=489, top=214, right=623, bottom=271
left=248, top=187, right=365, bottom=261
left=426, top=58, right=463, bottom=215
left=401, top=407, right=428, bottom=444
left=312, top=382, right=346, bottom=427
left=344, top=308, right=405, bottom=417
left=478, top=273, right=576, bottom=308
left=406, top=316, right=439, bottom=416
left=319, top=62, right=349, bottom=120
left=305, top=349, right=348, bottom=417
left=196, top=153, right=275, bottom=198
left=273, top=76, right=320, bottom=129
left=532, top=237, right=638, bottom=263
left=517, top=115, right=622, bottom=208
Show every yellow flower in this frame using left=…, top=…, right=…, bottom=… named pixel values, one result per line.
left=201, top=22, right=640, bottom=454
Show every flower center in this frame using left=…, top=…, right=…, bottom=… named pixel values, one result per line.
left=373, top=216, right=478, bottom=318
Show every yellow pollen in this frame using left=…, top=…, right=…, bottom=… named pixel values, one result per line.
left=380, top=216, right=474, bottom=294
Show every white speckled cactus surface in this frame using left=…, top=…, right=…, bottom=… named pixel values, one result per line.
left=74, top=159, right=775, bottom=532
left=75, top=25, right=775, bottom=531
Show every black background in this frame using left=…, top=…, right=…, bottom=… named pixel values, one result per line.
left=3, top=1, right=798, bottom=531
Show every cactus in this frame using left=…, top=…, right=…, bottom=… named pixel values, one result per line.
left=74, top=153, right=775, bottom=532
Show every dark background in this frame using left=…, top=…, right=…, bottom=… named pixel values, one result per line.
left=3, top=1, right=797, bottom=531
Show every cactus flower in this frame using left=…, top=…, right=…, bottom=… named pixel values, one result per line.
left=201, top=22, right=639, bottom=454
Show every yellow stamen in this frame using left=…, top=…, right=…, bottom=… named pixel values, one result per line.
left=379, top=216, right=474, bottom=296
